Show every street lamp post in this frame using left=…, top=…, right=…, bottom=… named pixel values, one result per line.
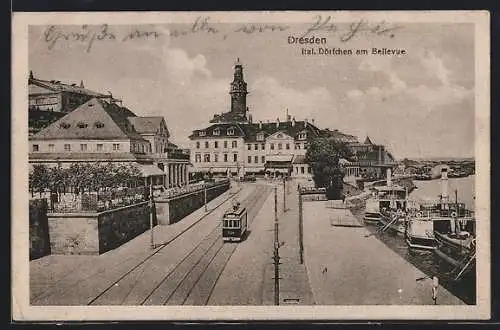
left=283, top=176, right=286, bottom=212
left=149, top=179, right=155, bottom=249
left=273, top=185, right=280, bottom=305
left=298, top=184, right=304, bottom=264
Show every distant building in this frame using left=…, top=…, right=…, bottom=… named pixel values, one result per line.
left=28, top=71, right=117, bottom=136
left=29, top=98, right=190, bottom=187
left=345, top=136, right=397, bottom=179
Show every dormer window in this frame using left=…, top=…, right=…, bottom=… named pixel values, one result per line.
left=277, top=133, right=283, bottom=138
left=298, top=132, right=307, bottom=140
left=256, top=133, right=264, bottom=141
left=227, top=128, right=235, bottom=136
left=213, top=128, right=220, bottom=136
left=60, top=122, right=70, bottom=129
left=199, top=130, right=206, bottom=137
left=77, top=122, right=88, bottom=129
left=94, top=121, right=104, bottom=128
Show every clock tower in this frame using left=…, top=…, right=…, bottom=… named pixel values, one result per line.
left=230, top=58, right=248, bottom=116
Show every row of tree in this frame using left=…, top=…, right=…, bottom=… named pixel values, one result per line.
left=305, top=137, right=353, bottom=200
left=29, top=163, right=144, bottom=197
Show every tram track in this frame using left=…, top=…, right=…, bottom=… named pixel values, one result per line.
left=152, top=185, right=271, bottom=306
left=87, top=184, right=270, bottom=306
left=82, top=185, right=246, bottom=306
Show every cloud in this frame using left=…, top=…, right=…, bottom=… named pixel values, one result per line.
left=250, top=76, right=334, bottom=123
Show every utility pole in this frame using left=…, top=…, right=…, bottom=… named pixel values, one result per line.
left=204, top=183, right=208, bottom=212
left=149, top=179, right=155, bottom=249
left=298, top=184, right=304, bottom=264
left=273, top=185, right=280, bottom=305
left=283, top=176, right=286, bottom=212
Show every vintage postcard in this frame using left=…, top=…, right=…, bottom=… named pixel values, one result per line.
left=12, top=11, right=490, bottom=321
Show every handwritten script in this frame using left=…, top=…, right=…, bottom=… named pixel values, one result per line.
left=43, top=15, right=402, bottom=52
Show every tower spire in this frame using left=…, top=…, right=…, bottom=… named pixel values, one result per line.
left=230, top=58, right=248, bottom=116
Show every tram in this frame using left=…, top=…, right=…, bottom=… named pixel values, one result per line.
left=222, top=201, right=248, bottom=242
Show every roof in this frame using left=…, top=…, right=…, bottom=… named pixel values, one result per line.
left=29, top=78, right=107, bottom=97
left=137, top=164, right=166, bottom=177
left=128, top=116, right=169, bottom=136
left=364, top=136, right=374, bottom=145
left=190, top=120, right=322, bottom=141
left=30, top=98, right=147, bottom=142
left=320, top=128, right=358, bottom=142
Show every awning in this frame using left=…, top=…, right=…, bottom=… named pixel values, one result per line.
left=265, top=161, right=292, bottom=169
left=292, top=155, right=306, bottom=164
left=138, top=164, right=166, bottom=177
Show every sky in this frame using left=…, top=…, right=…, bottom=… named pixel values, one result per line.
left=28, top=20, right=475, bottom=159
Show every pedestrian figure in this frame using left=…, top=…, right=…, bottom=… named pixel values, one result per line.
left=322, top=267, right=328, bottom=275
left=432, top=276, right=439, bottom=305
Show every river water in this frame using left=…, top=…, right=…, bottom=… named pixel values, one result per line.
left=352, top=175, right=476, bottom=305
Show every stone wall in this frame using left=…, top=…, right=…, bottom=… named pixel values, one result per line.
left=156, top=181, right=230, bottom=225
left=47, top=213, right=99, bottom=255
left=29, top=199, right=51, bottom=260
left=98, top=201, right=156, bottom=254
left=47, top=201, right=156, bottom=255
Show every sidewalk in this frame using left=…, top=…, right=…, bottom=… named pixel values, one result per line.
left=303, top=201, right=465, bottom=305
left=30, top=185, right=251, bottom=305
left=262, top=181, right=315, bottom=305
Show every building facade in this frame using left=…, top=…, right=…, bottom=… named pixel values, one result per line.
left=29, top=97, right=190, bottom=187
left=189, top=60, right=329, bottom=179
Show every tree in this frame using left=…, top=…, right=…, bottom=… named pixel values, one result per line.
left=30, top=164, right=50, bottom=197
left=305, top=137, right=353, bottom=200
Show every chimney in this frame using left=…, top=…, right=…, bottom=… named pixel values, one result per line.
left=248, top=114, right=253, bottom=123
left=259, top=120, right=262, bottom=129
left=80, top=80, right=84, bottom=88
left=276, top=117, right=280, bottom=128
left=286, top=109, right=291, bottom=122
left=29, top=70, right=34, bottom=80
left=312, top=118, right=315, bottom=125
left=291, top=117, right=296, bottom=127
left=386, top=168, right=392, bottom=187
left=304, top=118, right=308, bottom=127
left=441, top=167, right=449, bottom=201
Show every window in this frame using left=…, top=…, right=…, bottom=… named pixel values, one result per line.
left=254, top=156, right=258, bottom=163
left=113, top=143, right=120, bottom=151
left=224, top=153, right=228, bottom=162
left=308, top=167, right=312, bottom=173
left=304, top=143, right=308, bottom=150
left=295, top=143, right=301, bottom=149
left=296, top=167, right=299, bottom=174
left=214, top=153, right=219, bottom=162
left=227, top=128, right=234, bottom=136
left=270, top=143, right=275, bottom=150
left=247, top=144, right=251, bottom=150
left=298, top=132, right=307, bottom=140
left=261, top=156, right=265, bottom=163
left=286, top=143, right=290, bottom=150
left=32, top=144, right=39, bottom=152
left=301, top=166, right=305, bottom=174
left=97, top=144, right=103, bottom=151
left=261, top=143, right=265, bottom=150
left=80, top=144, right=87, bottom=151
left=141, top=145, right=145, bottom=153
left=224, top=141, right=228, bottom=148
left=278, top=143, right=282, bottom=150
left=48, top=144, right=54, bottom=152
left=64, top=144, right=71, bottom=152
left=213, top=128, right=220, bottom=136
left=196, top=141, right=200, bottom=149
left=232, top=141, right=237, bottom=148
left=233, top=154, right=238, bottom=162
left=199, top=130, right=206, bottom=137
left=77, top=122, right=88, bottom=129
left=248, top=156, right=252, bottom=163
left=254, top=144, right=258, bottom=150
left=256, top=133, right=264, bottom=141
left=195, top=154, right=201, bottom=162
left=204, top=154, right=210, bottom=162
left=60, top=123, right=70, bottom=129
left=214, top=141, right=219, bottom=148
left=205, top=141, right=209, bottom=149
